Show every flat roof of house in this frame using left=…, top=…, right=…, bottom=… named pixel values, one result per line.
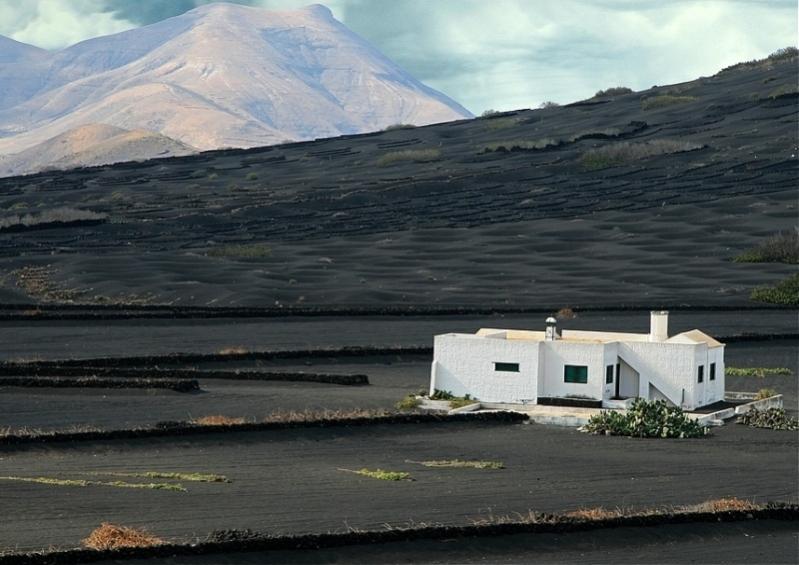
left=447, top=327, right=724, bottom=347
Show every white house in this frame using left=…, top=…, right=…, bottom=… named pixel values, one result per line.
left=430, top=311, right=725, bottom=411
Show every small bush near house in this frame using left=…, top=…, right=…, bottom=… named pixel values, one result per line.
left=737, top=407, right=798, bottom=430
left=594, top=86, right=633, bottom=98
left=641, top=95, right=697, bottom=111
left=82, top=523, right=164, bottom=550
left=580, top=139, right=703, bottom=170
left=376, top=148, right=441, bottom=167
left=734, top=232, right=799, bottom=264
left=754, top=388, right=778, bottom=400
left=396, top=394, right=421, bottom=411
left=580, top=399, right=707, bottom=438
left=749, top=273, right=799, bottom=306
left=726, top=367, right=792, bottom=378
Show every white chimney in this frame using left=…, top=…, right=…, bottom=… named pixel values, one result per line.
left=545, top=316, right=559, bottom=341
left=649, top=311, right=669, bottom=342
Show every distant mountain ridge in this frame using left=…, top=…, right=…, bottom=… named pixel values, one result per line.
left=0, top=2, right=471, bottom=174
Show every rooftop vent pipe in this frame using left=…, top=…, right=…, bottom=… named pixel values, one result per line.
left=649, top=311, right=669, bottom=342
left=545, top=316, right=559, bottom=341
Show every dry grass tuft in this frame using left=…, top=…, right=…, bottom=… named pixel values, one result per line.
left=564, top=507, right=624, bottom=520
left=556, top=307, right=576, bottom=320
left=376, top=148, right=441, bottom=167
left=216, top=346, right=249, bottom=355
left=679, top=498, right=757, bottom=513
left=191, top=415, right=248, bottom=426
left=263, top=408, right=388, bottom=423
left=82, top=523, right=164, bottom=550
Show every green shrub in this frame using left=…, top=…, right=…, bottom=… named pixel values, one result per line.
left=376, top=148, right=441, bottom=167
left=481, top=109, right=502, bottom=118
left=755, top=388, right=778, bottom=400
left=737, top=407, right=798, bottom=430
left=750, top=273, right=799, bottom=306
left=539, top=101, right=559, bottom=109
left=481, top=139, right=557, bottom=153
left=734, top=232, right=799, bottom=264
left=383, top=123, right=416, bottom=131
left=581, top=399, right=707, bottom=438
left=430, top=389, right=456, bottom=400
left=414, top=459, right=504, bottom=469
left=245, top=172, right=258, bottom=181
left=354, top=468, right=412, bottom=481
left=726, top=367, right=792, bottom=378
left=594, top=86, right=633, bottom=98
left=580, top=139, right=702, bottom=170
left=641, top=95, right=697, bottom=111
left=429, top=389, right=477, bottom=409
left=396, top=394, right=421, bottom=411
left=206, top=243, right=272, bottom=260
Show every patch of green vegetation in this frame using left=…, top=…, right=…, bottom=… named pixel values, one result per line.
left=341, top=468, right=412, bottom=481
left=767, top=84, right=799, bottom=99
left=429, top=389, right=478, bottom=409
left=755, top=388, right=778, bottom=400
left=594, top=86, right=633, bottom=98
left=581, top=399, right=707, bottom=438
left=94, top=471, right=230, bottom=483
left=383, top=123, right=416, bottom=131
left=750, top=273, right=799, bottom=306
left=0, top=476, right=186, bottom=492
left=734, top=232, right=799, bottom=264
left=414, top=459, right=504, bottom=469
left=726, top=367, right=792, bottom=378
left=483, top=117, right=518, bottom=131
left=396, top=394, right=422, bottom=411
left=481, top=139, right=557, bottom=153
left=245, top=172, right=258, bottom=181
left=737, top=407, right=797, bottom=430
left=376, top=148, right=441, bottom=167
left=580, top=139, right=703, bottom=170
left=207, top=173, right=218, bottom=180
left=206, top=243, right=272, bottom=260
left=449, top=395, right=479, bottom=409
left=480, top=109, right=502, bottom=118
left=641, top=95, right=697, bottom=111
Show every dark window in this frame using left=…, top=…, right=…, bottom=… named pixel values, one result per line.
left=698, top=365, right=704, bottom=383
left=564, top=365, right=588, bottom=384
left=605, top=365, right=614, bottom=384
left=616, top=363, right=620, bottom=378
left=710, top=363, right=716, bottom=381
left=494, top=362, right=520, bottom=372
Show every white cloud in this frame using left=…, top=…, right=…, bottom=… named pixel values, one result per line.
left=4, top=0, right=134, bottom=50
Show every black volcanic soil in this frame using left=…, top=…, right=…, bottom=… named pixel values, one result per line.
left=0, top=421, right=796, bottom=553
left=0, top=59, right=796, bottom=308
left=92, top=520, right=799, bottom=565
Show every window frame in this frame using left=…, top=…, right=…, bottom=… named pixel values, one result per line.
left=605, top=365, right=614, bottom=384
left=710, top=362, right=716, bottom=381
left=564, top=364, right=589, bottom=384
left=698, top=365, right=704, bottom=383
left=494, top=362, right=520, bottom=373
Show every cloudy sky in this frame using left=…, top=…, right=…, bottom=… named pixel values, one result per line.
left=0, top=0, right=795, bottom=113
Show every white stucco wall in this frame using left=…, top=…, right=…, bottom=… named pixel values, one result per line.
left=619, top=342, right=699, bottom=409
left=539, top=341, right=605, bottom=400
left=431, top=334, right=539, bottom=403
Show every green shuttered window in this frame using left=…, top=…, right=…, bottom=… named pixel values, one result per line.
left=564, top=365, right=588, bottom=384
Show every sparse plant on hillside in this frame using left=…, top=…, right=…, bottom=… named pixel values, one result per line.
left=539, top=101, right=560, bottom=109
left=0, top=207, right=106, bottom=231
left=641, top=95, right=697, bottom=111
left=720, top=46, right=799, bottom=73
left=191, top=415, right=249, bottom=426
left=376, top=148, right=441, bottom=167
left=245, top=172, right=258, bottom=180
left=580, top=139, right=703, bottom=169
left=480, top=109, right=502, bottom=118
left=339, top=468, right=412, bottom=481
left=594, top=86, right=633, bottom=98
left=411, top=459, right=504, bottom=469
left=734, top=231, right=799, bottom=264
left=481, top=139, right=558, bottom=153
left=750, top=273, right=799, bottom=306
left=383, top=123, right=416, bottom=131
left=206, top=243, right=271, bottom=259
